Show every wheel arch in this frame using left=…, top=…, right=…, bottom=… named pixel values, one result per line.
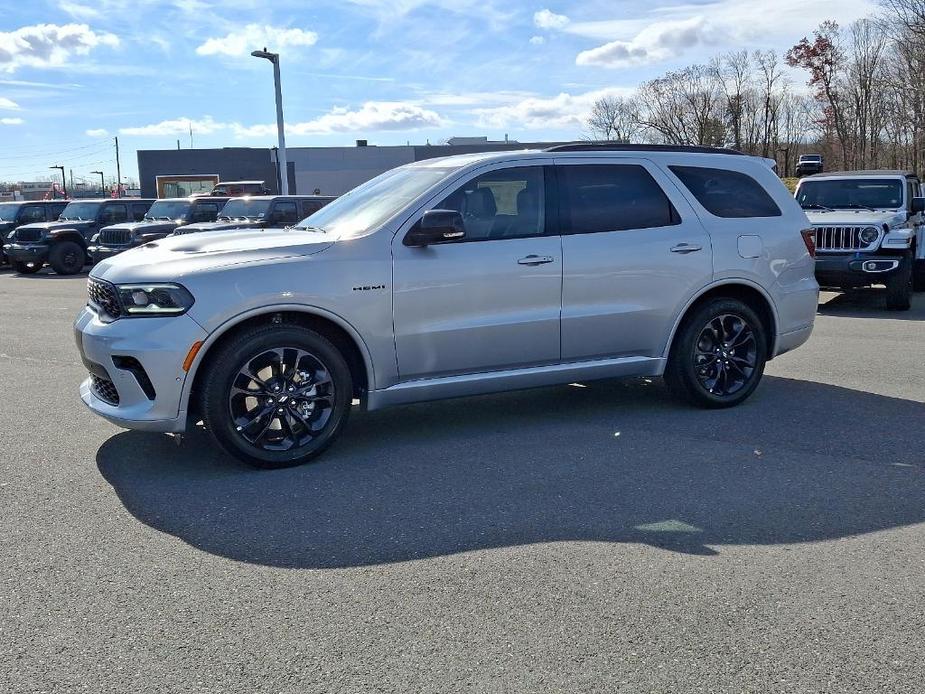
left=49, top=229, right=89, bottom=248
left=183, top=305, right=375, bottom=420
left=663, top=280, right=780, bottom=362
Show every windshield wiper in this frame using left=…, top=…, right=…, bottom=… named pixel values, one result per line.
left=841, top=203, right=878, bottom=212
left=293, top=225, right=325, bottom=233
left=802, top=203, right=833, bottom=211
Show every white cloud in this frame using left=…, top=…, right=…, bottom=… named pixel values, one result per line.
left=534, top=9, right=570, bottom=30
left=1, top=117, right=24, bottom=125
left=196, top=25, right=318, bottom=57
left=235, top=101, right=446, bottom=137
left=0, top=96, right=19, bottom=110
left=85, top=127, right=108, bottom=137
left=529, top=35, right=545, bottom=45
left=119, top=115, right=226, bottom=136
left=472, top=87, right=634, bottom=130
left=57, top=1, right=101, bottom=19
left=576, top=17, right=724, bottom=68
left=0, top=23, right=119, bottom=73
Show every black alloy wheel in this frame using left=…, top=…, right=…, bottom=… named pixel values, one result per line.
left=49, top=241, right=85, bottom=275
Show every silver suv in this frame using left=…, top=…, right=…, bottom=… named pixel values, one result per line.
left=75, top=145, right=819, bottom=468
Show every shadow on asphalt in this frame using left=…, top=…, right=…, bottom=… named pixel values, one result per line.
left=97, top=376, right=925, bottom=568
left=819, top=289, right=925, bottom=320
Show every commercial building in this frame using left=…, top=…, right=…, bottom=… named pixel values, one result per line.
left=137, top=138, right=566, bottom=198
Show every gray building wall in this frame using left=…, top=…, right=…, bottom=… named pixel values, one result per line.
left=288, top=146, right=415, bottom=196
left=137, top=148, right=279, bottom=198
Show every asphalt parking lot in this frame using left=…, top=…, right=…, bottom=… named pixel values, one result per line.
left=2, top=268, right=924, bottom=693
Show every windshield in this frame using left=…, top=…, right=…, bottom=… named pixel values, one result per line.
left=796, top=179, right=903, bottom=210
left=800, top=155, right=821, bottom=162
left=59, top=202, right=101, bottom=221
left=295, top=165, right=456, bottom=237
left=146, top=200, right=191, bottom=220
left=218, top=198, right=272, bottom=219
left=0, top=204, right=19, bottom=221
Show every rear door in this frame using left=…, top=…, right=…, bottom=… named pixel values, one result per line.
left=557, top=159, right=712, bottom=361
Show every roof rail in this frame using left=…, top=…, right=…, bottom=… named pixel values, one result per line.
left=544, top=142, right=746, bottom=156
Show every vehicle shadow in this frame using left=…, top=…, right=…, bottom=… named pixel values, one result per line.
left=97, top=376, right=925, bottom=569
left=818, top=289, right=925, bottom=320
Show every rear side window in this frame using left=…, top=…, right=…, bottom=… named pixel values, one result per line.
left=190, top=203, right=219, bottom=222
left=131, top=203, right=150, bottom=221
left=100, top=204, right=128, bottom=224
left=671, top=166, right=781, bottom=218
left=557, top=164, right=679, bottom=234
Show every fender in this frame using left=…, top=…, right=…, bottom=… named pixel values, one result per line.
left=660, top=278, right=782, bottom=363
left=48, top=228, right=90, bottom=248
left=178, top=302, right=377, bottom=418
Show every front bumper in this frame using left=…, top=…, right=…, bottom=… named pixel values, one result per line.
left=815, top=252, right=906, bottom=287
left=74, top=306, right=208, bottom=433
left=3, top=242, right=49, bottom=264
left=88, top=245, right=130, bottom=264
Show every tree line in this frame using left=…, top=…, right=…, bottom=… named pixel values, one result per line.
left=586, top=0, right=925, bottom=176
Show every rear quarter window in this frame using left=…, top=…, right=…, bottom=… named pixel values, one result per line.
left=670, top=166, right=781, bottom=218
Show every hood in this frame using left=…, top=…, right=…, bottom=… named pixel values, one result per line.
left=804, top=209, right=907, bottom=228
left=101, top=220, right=177, bottom=235
left=15, top=219, right=95, bottom=234
left=90, top=228, right=334, bottom=283
left=181, top=219, right=263, bottom=233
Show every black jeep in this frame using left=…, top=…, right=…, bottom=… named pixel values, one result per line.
left=4, top=198, right=154, bottom=275
left=171, top=195, right=336, bottom=236
left=88, top=197, right=228, bottom=264
left=0, top=200, right=68, bottom=266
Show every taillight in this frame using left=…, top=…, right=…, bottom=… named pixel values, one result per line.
left=801, top=228, right=816, bottom=258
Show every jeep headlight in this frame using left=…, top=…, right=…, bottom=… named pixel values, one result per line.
left=116, top=283, right=194, bottom=316
left=860, top=226, right=879, bottom=245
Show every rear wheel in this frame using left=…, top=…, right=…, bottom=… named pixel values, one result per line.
left=885, top=255, right=912, bottom=310
left=201, top=323, right=353, bottom=468
left=49, top=241, right=85, bottom=275
left=665, top=298, right=768, bottom=409
left=12, top=260, right=42, bottom=274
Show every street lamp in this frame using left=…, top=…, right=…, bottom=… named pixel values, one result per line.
left=49, top=165, right=67, bottom=199
left=251, top=47, right=289, bottom=195
left=90, top=170, right=105, bottom=195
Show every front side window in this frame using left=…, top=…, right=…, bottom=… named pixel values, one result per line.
left=100, top=204, right=128, bottom=224
left=433, top=166, right=545, bottom=241
left=795, top=178, right=903, bottom=211
left=558, top=164, right=679, bottom=234
left=132, top=204, right=150, bottom=221
left=671, top=166, right=781, bottom=218
left=273, top=201, right=299, bottom=225
left=189, top=203, right=219, bottom=222
left=20, top=205, right=45, bottom=223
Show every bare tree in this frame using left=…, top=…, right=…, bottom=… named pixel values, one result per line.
left=586, top=96, right=641, bottom=142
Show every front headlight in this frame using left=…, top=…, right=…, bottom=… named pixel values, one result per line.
left=860, top=226, right=880, bottom=244
left=116, top=283, right=195, bottom=316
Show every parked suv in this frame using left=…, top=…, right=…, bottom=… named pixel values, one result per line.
left=88, top=197, right=228, bottom=264
left=0, top=200, right=68, bottom=266
left=172, top=195, right=336, bottom=236
left=795, top=170, right=924, bottom=310
left=76, top=145, right=818, bottom=468
left=208, top=180, right=270, bottom=197
left=796, top=154, right=824, bottom=177
left=5, top=198, right=155, bottom=275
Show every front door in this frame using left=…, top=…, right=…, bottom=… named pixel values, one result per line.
left=392, top=163, right=562, bottom=380
left=557, top=160, right=713, bottom=361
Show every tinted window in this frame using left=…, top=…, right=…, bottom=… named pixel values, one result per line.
left=49, top=203, right=67, bottom=219
left=190, top=203, right=219, bottom=222
left=434, top=166, right=545, bottom=241
left=20, top=205, right=46, bottom=223
left=100, top=204, right=128, bottom=224
left=132, top=203, right=150, bottom=221
left=273, top=201, right=299, bottom=225
left=300, top=199, right=327, bottom=217
left=671, top=166, right=781, bottom=218
left=558, top=164, right=678, bottom=234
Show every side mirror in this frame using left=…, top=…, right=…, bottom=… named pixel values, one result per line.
left=403, top=209, right=466, bottom=247
left=910, top=197, right=924, bottom=215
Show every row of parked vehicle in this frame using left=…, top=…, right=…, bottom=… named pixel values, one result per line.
left=0, top=184, right=335, bottom=275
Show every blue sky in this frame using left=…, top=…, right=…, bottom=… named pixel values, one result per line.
left=1, top=0, right=877, bottom=184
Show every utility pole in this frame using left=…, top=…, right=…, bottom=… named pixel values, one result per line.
left=251, top=48, right=289, bottom=194
left=69, top=169, right=74, bottom=191
left=91, top=170, right=105, bottom=194
left=189, top=121, right=193, bottom=149
left=114, top=136, right=122, bottom=198
left=49, top=165, right=66, bottom=199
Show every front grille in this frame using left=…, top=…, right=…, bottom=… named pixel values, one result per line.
left=89, top=373, right=120, bottom=405
left=15, top=228, right=43, bottom=243
left=99, top=228, right=132, bottom=245
left=87, top=277, right=122, bottom=321
left=171, top=226, right=196, bottom=236
left=813, top=226, right=875, bottom=252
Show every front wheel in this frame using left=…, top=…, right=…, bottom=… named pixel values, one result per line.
left=885, top=256, right=912, bottom=310
left=49, top=241, right=85, bottom=275
left=665, top=298, right=768, bottom=409
left=201, top=324, right=353, bottom=468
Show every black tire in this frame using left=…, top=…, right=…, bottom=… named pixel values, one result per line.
left=664, top=298, right=768, bottom=409
left=885, top=255, right=912, bottom=310
left=200, top=323, right=353, bottom=469
left=12, top=260, right=42, bottom=274
left=913, top=259, right=925, bottom=292
left=49, top=241, right=85, bottom=275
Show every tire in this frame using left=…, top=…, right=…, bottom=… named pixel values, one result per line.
left=913, top=259, right=925, bottom=292
left=12, top=260, right=42, bottom=275
left=200, top=323, right=353, bottom=469
left=49, top=241, right=85, bottom=275
left=885, top=255, right=912, bottom=310
left=664, top=298, right=768, bottom=409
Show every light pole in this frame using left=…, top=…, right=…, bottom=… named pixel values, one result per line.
left=91, top=170, right=105, bottom=195
left=251, top=47, right=289, bottom=195
left=49, top=165, right=67, bottom=199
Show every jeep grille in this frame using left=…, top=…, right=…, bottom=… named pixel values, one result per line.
left=87, top=277, right=122, bottom=321
left=812, top=226, right=876, bottom=252
left=15, top=228, right=43, bottom=243
left=99, top=228, right=132, bottom=245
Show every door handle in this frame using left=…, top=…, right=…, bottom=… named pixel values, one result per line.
left=670, top=243, right=703, bottom=254
left=517, top=255, right=555, bottom=265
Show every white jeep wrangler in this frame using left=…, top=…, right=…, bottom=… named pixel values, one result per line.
left=795, top=171, right=925, bottom=310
